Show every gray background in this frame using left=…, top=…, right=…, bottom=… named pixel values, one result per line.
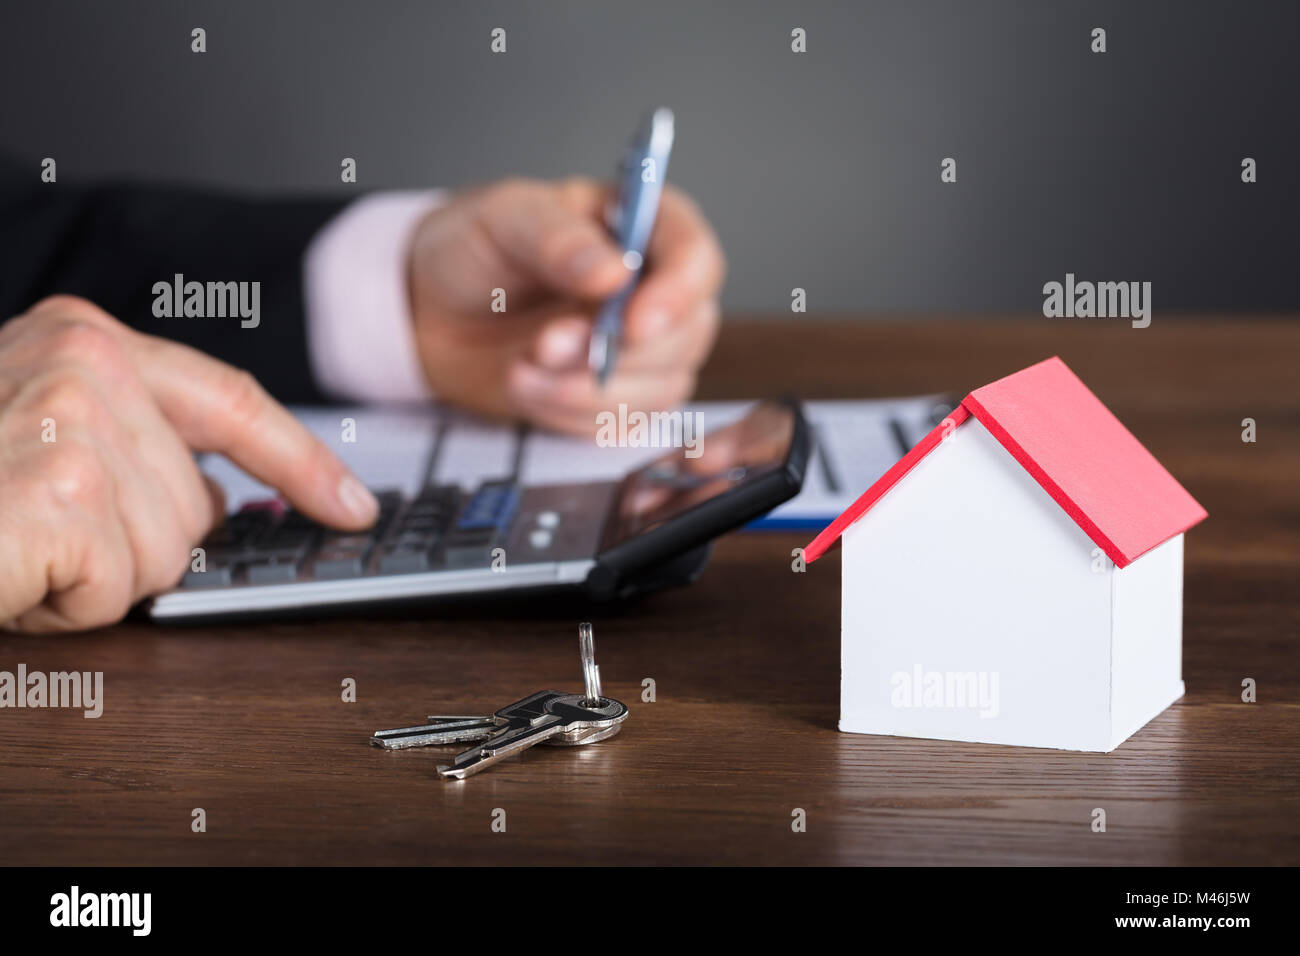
left=2, top=0, right=1296, bottom=314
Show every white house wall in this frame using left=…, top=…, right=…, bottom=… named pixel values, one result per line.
left=840, top=417, right=1115, bottom=751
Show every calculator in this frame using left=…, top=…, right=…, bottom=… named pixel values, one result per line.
left=148, top=399, right=810, bottom=622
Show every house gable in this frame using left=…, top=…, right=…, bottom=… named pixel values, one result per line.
left=840, top=416, right=1114, bottom=751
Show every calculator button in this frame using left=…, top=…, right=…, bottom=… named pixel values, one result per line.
left=180, top=567, right=233, bottom=588
left=442, top=529, right=497, bottom=569
left=313, top=552, right=366, bottom=579
left=389, top=531, right=436, bottom=550
left=260, top=526, right=316, bottom=552
left=379, top=548, right=430, bottom=574
left=246, top=560, right=300, bottom=585
left=456, top=482, right=521, bottom=533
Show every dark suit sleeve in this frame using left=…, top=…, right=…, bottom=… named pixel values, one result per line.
left=0, top=155, right=348, bottom=403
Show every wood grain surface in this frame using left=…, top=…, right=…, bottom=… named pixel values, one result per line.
left=1, top=317, right=1296, bottom=865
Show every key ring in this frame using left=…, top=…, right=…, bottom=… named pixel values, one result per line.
left=579, top=622, right=601, bottom=706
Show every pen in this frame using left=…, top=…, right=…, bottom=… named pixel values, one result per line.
left=587, top=107, right=675, bottom=386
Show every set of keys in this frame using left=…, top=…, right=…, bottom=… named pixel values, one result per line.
left=370, top=623, right=628, bottom=779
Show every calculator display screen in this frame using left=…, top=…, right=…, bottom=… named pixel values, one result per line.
left=603, top=401, right=795, bottom=546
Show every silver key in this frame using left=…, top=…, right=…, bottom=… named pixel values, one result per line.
left=371, top=702, right=614, bottom=749
left=370, top=716, right=503, bottom=750
left=437, top=690, right=628, bottom=779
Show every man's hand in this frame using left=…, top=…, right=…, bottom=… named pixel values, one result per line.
left=408, top=177, right=725, bottom=433
left=0, top=296, right=379, bottom=632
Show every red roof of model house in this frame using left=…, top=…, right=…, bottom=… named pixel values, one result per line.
left=803, top=356, right=1208, bottom=568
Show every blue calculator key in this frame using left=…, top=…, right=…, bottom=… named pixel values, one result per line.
left=456, top=483, right=520, bottom=532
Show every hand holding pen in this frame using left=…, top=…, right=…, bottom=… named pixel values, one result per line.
left=406, top=108, right=725, bottom=434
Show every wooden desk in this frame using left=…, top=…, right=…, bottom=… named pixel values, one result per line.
left=2, top=317, right=1296, bottom=866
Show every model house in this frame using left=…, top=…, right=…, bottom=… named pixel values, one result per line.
left=803, top=357, right=1207, bottom=752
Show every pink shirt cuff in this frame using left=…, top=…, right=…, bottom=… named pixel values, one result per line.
left=304, top=190, right=446, bottom=403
